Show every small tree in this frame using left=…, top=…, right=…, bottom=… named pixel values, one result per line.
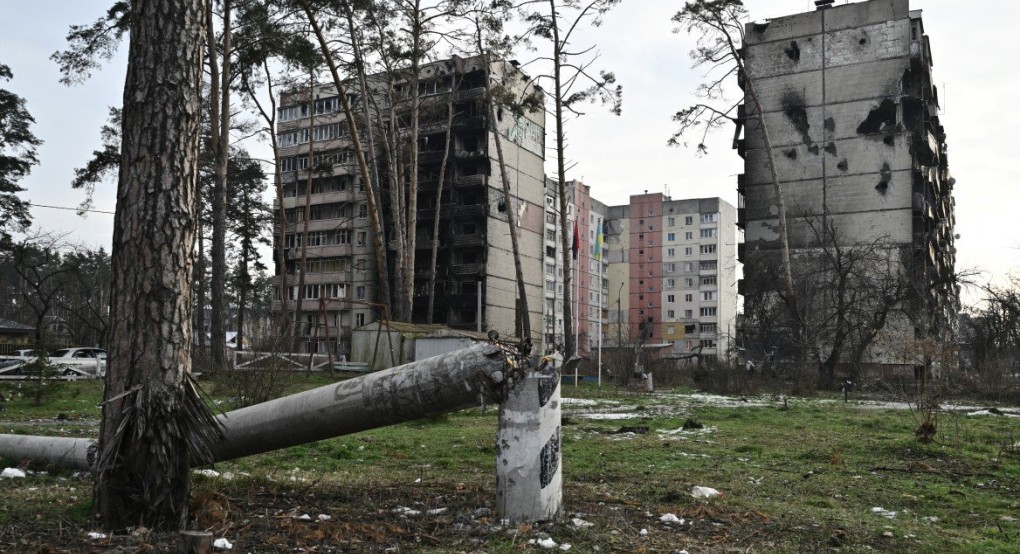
left=516, top=0, right=623, bottom=359
left=671, top=0, right=801, bottom=352
left=0, top=63, right=40, bottom=244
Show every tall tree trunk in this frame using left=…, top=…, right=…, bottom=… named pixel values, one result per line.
left=269, top=91, right=290, bottom=344
left=402, top=1, right=423, bottom=323
left=426, top=78, right=456, bottom=323
left=301, top=2, right=392, bottom=318
left=209, top=0, right=232, bottom=368
left=196, top=226, right=206, bottom=357
left=549, top=0, right=574, bottom=359
left=237, top=258, right=247, bottom=352
left=95, top=0, right=220, bottom=531
left=481, top=51, right=531, bottom=340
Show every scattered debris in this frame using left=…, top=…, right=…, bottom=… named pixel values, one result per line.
left=572, top=518, right=594, bottom=529
left=871, top=507, right=898, bottom=519
left=528, top=537, right=559, bottom=549
left=1, top=467, right=26, bottom=479
left=691, top=486, right=722, bottom=499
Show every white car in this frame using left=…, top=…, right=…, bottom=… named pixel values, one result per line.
left=49, top=347, right=108, bottom=378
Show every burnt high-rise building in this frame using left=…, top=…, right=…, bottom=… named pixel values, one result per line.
left=738, top=0, right=957, bottom=371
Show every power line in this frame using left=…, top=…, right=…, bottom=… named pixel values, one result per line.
left=28, top=203, right=115, bottom=215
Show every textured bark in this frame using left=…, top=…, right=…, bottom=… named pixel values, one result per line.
left=95, top=0, right=220, bottom=531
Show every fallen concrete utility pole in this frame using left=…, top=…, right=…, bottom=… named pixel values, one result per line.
left=0, top=341, right=566, bottom=522
left=0, top=343, right=520, bottom=470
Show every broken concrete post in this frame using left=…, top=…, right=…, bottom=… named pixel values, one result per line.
left=495, top=353, right=563, bottom=522
left=0, top=434, right=94, bottom=470
left=0, top=343, right=518, bottom=469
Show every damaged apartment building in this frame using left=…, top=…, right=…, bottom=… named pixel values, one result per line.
left=272, top=56, right=546, bottom=355
left=737, top=0, right=958, bottom=371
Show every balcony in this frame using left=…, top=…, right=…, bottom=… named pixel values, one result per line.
left=286, top=244, right=353, bottom=259
left=454, top=87, right=485, bottom=103
left=451, top=263, right=484, bottom=276
left=452, top=114, right=486, bottom=131
left=454, top=148, right=486, bottom=161
left=418, top=150, right=447, bottom=164
left=453, top=234, right=486, bottom=247
left=454, top=204, right=487, bottom=218
left=417, top=202, right=456, bottom=220
left=454, top=174, right=488, bottom=189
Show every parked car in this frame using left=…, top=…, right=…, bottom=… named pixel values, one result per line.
left=12, top=349, right=39, bottom=358
left=49, top=347, right=108, bottom=378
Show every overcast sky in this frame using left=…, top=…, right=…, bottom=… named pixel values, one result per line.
left=1, top=1, right=1014, bottom=305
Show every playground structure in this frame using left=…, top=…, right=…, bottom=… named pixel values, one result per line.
left=0, top=342, right=567, bottom=522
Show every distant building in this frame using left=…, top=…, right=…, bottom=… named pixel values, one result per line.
left=540, top=178, right=608, bottom=354
left=737, top=0, right=957, bottom=369
left=271, top=55, right=545, bottom=355
left=604, top=195, right=738, bottom=359
left=0, top=317, right=34, bottom=354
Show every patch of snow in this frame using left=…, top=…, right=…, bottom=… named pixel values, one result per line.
left=297, top=514, right=312, bottom=521
left=427, top=508, right=448, bottom=515
left=528, top=537, right=559, bottom=549
left=213, top=537, right=233, bottom=550
left=318, top=514, right=332, bottom=521
left=86, top=532, right=107, bottom=540
left=560, top=544, right=572, bottom=551
left=1, top=468, right=26, bottom=479
left=562, top=398, right=617, bottom=406
left=576, top=412, right=646, bottom=420
left=659, top=426, right=717, bottom=436
left=639, top=528, right=648, bottom=536
left=194, top=469, right=220, bottom=478
left=393, top=506, right=422, bottom=516
left=659, top=513, right=685, bottom=524
left=691, top=486, right=722, bottom=499
left=571, top=518, right=593, bottom=529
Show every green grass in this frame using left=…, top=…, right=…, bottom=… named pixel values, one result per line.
left=1, top=377, right=1019, bottom=552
